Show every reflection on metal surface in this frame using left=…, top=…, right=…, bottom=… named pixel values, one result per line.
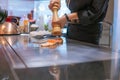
left=1, top=74, right=9, bottom=80
left=2, top=35, right=112, bottom=69
left=0, top=35, right=115, bottom=80
left=110, top=52, right=120, bottom=80
left=49, top=66, right=60, bottom=80
left=111, top=0, right=120, bottom=79
left=0, top=22, right=20, bottom=35
left=0, top=37, right=26, bottom=69
left=7, top=36, right=18, bottom=45
left=0, top=38, right=6, bottom=45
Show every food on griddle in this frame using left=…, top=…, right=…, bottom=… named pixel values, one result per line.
left=40, top=38, right=63, bottom=48
left=55, top=38, right=63, bottom=44
left=40, top=40, right=57, bottom=47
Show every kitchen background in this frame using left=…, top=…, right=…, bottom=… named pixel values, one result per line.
left=0, top=0, right=114, bottom=47
left=0, top=0, right=70, bottom=23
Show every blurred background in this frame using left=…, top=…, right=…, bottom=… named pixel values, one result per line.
left=0, top=0, right=114, bottom=47
left=0, top=0, right=70, bottom=24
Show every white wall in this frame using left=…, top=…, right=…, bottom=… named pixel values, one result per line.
left=8, top=0, right=34, bottom=17
left=0, top=0, right=8, bottom=9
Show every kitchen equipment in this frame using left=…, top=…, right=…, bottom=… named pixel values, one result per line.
left=30, top=24, right=39, bottom=31
left=51, top=2, right=62, bottom=36
left=6, top=16, right=21, bottom=25
left=0, top=22, right=20, bottom=35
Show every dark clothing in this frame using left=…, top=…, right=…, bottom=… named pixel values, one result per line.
left=67, top=23, right=103, bottom=44
left=0, top=7, right=7, bottom=23
left=66, top=0, right=109, bottom=45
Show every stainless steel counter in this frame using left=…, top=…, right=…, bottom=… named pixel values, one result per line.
left=0, top=35, right=113, bottom=80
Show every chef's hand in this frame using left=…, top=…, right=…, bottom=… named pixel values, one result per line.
left=48, top=0, right=61, bottom=10
left=52, top=12, right=79, bottom=28
left=52, top=15, right=67, bottom=28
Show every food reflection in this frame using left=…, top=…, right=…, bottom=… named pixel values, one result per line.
left=48, top=62, right=107, bottom=80
left=49, top=66, right=60, bottom=80
left=16, top=36, right=30, bottom=46
left=0, top=37, right=7, bottom=45
left=0, top=36, right=18, bottom=46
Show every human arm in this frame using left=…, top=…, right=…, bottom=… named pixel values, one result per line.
left=54, top=12, right=78, bottom=28
left=48, top=0, right=109, bottom=28
left=76, top=0, right=109, bottom=25
left=48, top=0, right=79, bottom=28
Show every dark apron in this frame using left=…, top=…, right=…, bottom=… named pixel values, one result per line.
left=66, top=23, right=103, bottom=45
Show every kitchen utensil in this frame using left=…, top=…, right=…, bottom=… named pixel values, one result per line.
left=0, top=22, right=20, bottom=35
left=51, top=2, right=62, bottom=36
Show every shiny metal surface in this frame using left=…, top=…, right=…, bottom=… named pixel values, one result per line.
left=1, top=35, right=120, bottom=80
left=1, top=35, right=112, bottom=69
left=0, top=42, right=17, bottom=80
left=110, top=0, right=120, bottom=80
left=0, top=22, right=20, bottom=35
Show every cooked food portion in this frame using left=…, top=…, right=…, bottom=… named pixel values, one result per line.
left=54, top=38, right=63, bottom=44
left=40, top=41, right=56, bottom=47
left=47, top=38, right=63, bottom=44
left=40, top=38, right=63, bottom=48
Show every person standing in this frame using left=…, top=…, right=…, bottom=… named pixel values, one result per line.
left=48, top=0, right=109, bottom=45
